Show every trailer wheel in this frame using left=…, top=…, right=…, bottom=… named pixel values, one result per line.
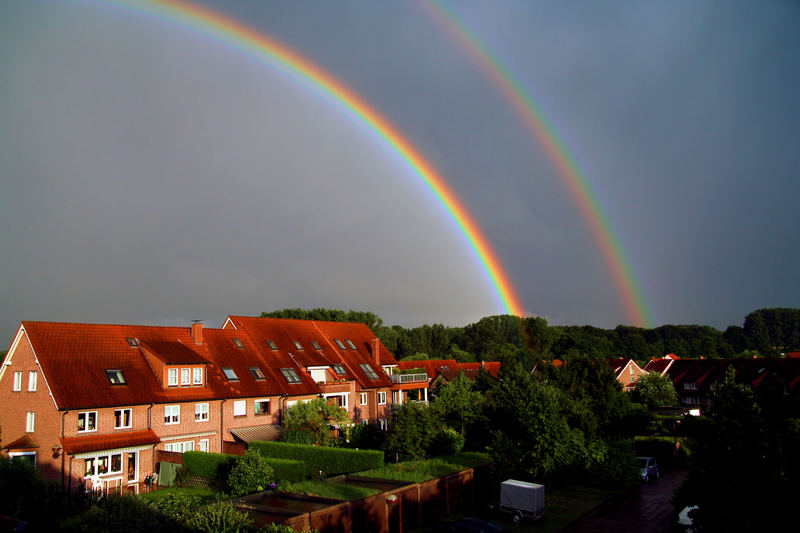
left=513, top=511, right=523, bottom=523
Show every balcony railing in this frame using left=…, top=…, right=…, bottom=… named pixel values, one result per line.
left=390, top=373, right=428, bottom=384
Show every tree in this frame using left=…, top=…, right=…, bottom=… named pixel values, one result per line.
left=431, top=372, right=484, bottom=436
left=283, top=397, right=350, bottom=446
left=384, top=402, right=442, bottom=460
left=632, top=372, right=677, bottom=409
left=228, top=450, right=275, bottom=496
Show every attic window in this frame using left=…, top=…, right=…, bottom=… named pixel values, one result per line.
left=105, top=369, right=126, bottom=385
left=222, top=367, right=239, bottom=381
left=359, top=363, right=380, bottom=380
left=332, top=364, right=347, bottom=375
left=292, top=341, right=304, bottom=351
left=232, top=338, right=244, bottom=348
left=335, top=339, right=346, bottom=350
left=311, top=341, right=322, bottom=350
left=266, top=340, right=278, bottom=350
left=249, top=367, right=266, bottom=380
left=346, top=339, right=357, bottom=350
left=126, top=338, right=138, bottom=347
left=280, top=368, right=301, bottom=384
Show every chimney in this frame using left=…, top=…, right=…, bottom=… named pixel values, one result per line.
left=191, top=320, right=203, bottom=345
left=372, top=338, right=381, bottom=364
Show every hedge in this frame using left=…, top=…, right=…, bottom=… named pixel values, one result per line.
left=249, top=441, right=384, bottom=477
left=182, top=451, right=306, bottom=483
left=262, top=457, right=306, bottom=483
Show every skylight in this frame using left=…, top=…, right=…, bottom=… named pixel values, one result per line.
left=126, top=338, right=138, bottom=347
left=266, top=340, right=278, bottom=350
left=232, top=338, right=244, bottom=348
left=346, top=339, right=357, bottom=350
left=222, top=367, right=239, bottom=381
left=292, top=341, right=304, bottom=351
left=249, top=367, right=266, bottom=380
left=105, top=369, right=126, bottom=385
left=332, top=364, right=347, bottom=375
left=280, top=368, right=301, bottom=384
left=335, top=339, right=346, bottom=350
left=359, top=363, right=380, bottom=380
left=311, top=341, right=322, bottom=350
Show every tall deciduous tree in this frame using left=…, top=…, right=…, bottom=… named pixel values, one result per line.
left=283, top=397, right=350, bottom=446
left=431, top=372, right=484, bottom=436
left=632, top=372, right=678, bottom=409
left=384, top=402, right=442, bottom=460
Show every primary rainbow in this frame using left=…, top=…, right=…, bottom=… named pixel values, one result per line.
left=98, top=0, right=526, bottom=317
left=424, top=1, right=653, bottom=327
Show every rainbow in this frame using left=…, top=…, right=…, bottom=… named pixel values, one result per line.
left=96, top=0, right=526, bottom=317
left=423, top=1, right=652, bottom=327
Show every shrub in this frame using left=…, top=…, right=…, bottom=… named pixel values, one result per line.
left=262, top=457, right=306, bottom=483
left=249, top=441, right=383, bottom=477
left=228, top=450, right=275, bottom=496
left=148, top=492, right=201, bottom=522
left=183, top=451, right=239, bottom=479
left=185, top=501, right=254, bottom=533
left=430, top=427, right=465, bottom=456
left=347, top=422, right=386, bottom=451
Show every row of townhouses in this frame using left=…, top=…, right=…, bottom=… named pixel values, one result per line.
left=0, top=316, right=430, bottom=493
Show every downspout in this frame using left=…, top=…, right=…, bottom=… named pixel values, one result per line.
left=148, top=403, right=153, bottom=429
left=60, top=409, right=68, bottom=490
left=220, top=399, right=227, bottom=453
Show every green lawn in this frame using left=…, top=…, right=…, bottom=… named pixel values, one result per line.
left=136, top=486, right=218, bottom=504
left=355, top=459, right=466, bottom=483
left=280, top=480, right=379, bottom=501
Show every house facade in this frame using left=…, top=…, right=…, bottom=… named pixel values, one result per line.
left=0, top=317, right=402, bottom=492
left=607, top=358, right=648, bottom=391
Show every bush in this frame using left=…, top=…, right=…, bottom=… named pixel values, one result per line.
left=430, top=427, right=465, bottom=456
left=249, top=441, right=383, bottom=477
left=183, top=451, right=239, bottom=479
left=586, top=439, right=640, bottom=489
left=185, top=501, right=254, bottom=533
left=262, top=457, right=306, bottom=483
left=228, top=450, right=275, bottom=496
left=346, top=422, right=386, bottom=451
left=148, top=492, right=201, bottom=522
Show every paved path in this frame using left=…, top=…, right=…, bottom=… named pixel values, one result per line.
left=561, top=468, right=688, bottom=532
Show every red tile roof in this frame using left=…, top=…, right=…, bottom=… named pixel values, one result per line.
left=3, top=434, right=39, bottom=450
left=60, top=429, right=160, bottom=455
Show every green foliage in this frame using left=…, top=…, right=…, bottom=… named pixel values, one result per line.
left=280, top=480, right=379, bottom=501
left=346, top=421, right=386, bottom=451
left=585, top=439, right=640, bottom=489
left=260, top=457, right=306, bottom=483
left=148, top=491, right=201, bottom=522
left=632, top=372, right=678, bottom=409
left=283, top=397, right=351, bottom=447
left=182, top=451, right=239, bottom=479
left=355, top=459, right=465, bottom=482
left=431, top=372, right=484, bottom=436
left=185, top=501, right=254, bottom=533
left=384, top=402, right=443, bottom=460
left=263, top=524, right=302, bottom=533
left=65, top=494, right=180, bottom=533
left=430, top=427, right=465, bottom=456
left=249, top=441, right=384, bottom=477
left=438, top=451, right=492, bottom=469
left=228, top=450, right=275, bottom=496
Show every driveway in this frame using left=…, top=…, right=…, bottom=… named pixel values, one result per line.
left=560, top=468, right=688, bottom=532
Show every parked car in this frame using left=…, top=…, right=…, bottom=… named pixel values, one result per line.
left=637, top=456, right=660, bottom=481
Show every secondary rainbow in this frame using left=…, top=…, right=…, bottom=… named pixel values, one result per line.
left=423, top=1, right=652, bottom=327
left=98, top=0, right=525, bottom=317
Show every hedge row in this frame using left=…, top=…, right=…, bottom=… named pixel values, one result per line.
left=263, top=457, right=306, bottom=482
left=181, top=451, right=306, bottom=483
left=249, top=441, right=384, bottom=476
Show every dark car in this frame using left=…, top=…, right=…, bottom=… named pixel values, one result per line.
left=637, top=456, right=660, bottom=481
left=431, top=517, right=510, bottom=533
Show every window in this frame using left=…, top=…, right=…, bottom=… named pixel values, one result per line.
left=110, top=454, right=123, bottom=474
left=165, top=442, right=193, bottom=453
left=280, top=368, right=301, bottom=384
left=378, top=391, right=387, bottom=405
left=346, top=339, right=357, bottom=350
left=249, top=367, right=266, bottom=380
left=266, top=340, right=278, bottom=350
left=360, top=392, right=368, bottom=406
left=28, top=371, right=37, bottom=392
left=168, top=368, right=178, bottom=386
left=184, top=441, right=195, bottom=452
left=193, top=367, right=203, bottom=385
left=78, top=411, right=97, bottom=432
left=199, top=439, right=210, bottom=452
left=26, top=412, right=35, bottom=432
left=165, top=405, right=180, bottom=425
left=309, top=368, right=327, bottom=383
left=233, top=338, right=244, bottom=348
left=334, top=339, right=346, bottom=350
left=96, top=456, right=109, bottom=475
left=195, top=403, right=209, bottom=422
left=13, top=371, right=22, bottom=391
left=255, top=399, right=270, bottom=415
left=361, top=419, right=368, bottom=425
left=233, top=400, right=246, bottom=417
left=222, top=367, right=239, bottom=381
left=181, top=368, right=191, bottom=385
left=629, top=365, right=634, bottom=375
left=311, top=341, right=322, bottom=350
left=292, top=341, right=304, bottom=350
left=378, top=418, right=388, bottom=431
left=126, top=337, right=138, bottom=347
left=105, top=369, right=126, bottom=385
left=9, top=452, right=36, bottom=467
left=360, top=363, right=380, bottom=380
left=114, top=409, right=132, bottom=429
left=332, top=364, right=347, bottom=375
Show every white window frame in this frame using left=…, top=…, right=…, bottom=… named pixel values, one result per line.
left=360, top=392, right=368, bottom=406
left=9, top=451, right=36, bottom=466
left=323, top=393, right=349, bottom=411
left=78, top=411, right=98, bottom=433
left=28, top=371, right=37, bottom=392
left=233, top=400, right=246, bottom=417
left=379, top=418, right=388, bottom=431
left=114, top=408, right=132, bottom=429
left=168, top=368, right=178, bottom=386
left=199, top=439, right=210, bottom=452
left=164, top=405, right=180, bottom=425
left=195, top=403, right=209, bottom=422
left=13, top=371, right=22, bottom=391
left=378, top=391, right=387, bottom=405
left=26, top=411, right=35, bottom=432
left=181, top=368, right=191, bottom=385
left=254, top=398, right=270, bottom=416
left=193, top=367, right=203, bottom=385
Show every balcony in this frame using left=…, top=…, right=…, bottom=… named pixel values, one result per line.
left=390, top=373, right=428, bottom=384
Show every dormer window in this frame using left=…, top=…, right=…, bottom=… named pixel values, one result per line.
left=280, top=368, right=301, bottom=384
left=346, top=339, right=357, bottom=350
left=233, top=338, right=244, bottom=348
left=311, top=341, right=322, bottom=350
left=360, top=363, right=380, bottom=380
left=126, top=338, right=138, bottom=347
left=292, top=341, right=304, bottom=351
left=267, top=340, right=278, bottom=350
left=181, top=368, right=191, bottom=385
left=249, top=367, right=266, bottom=380
left=105, top=369, right=126, bottom=385
left=193, top=367, right=203, bottom=385
left=335, top=339, right=346, bottom=350
left=222, top=367, right=239, bottom=381
left=332, top=364, right=346, bottom=375
left=168, top=368, right=179, bottom=386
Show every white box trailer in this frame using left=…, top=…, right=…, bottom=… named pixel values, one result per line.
left=500, top=479, right=544, bottom=522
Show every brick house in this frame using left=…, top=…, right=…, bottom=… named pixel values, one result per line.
left=0, top=317, right=400, bottom=491
left=607, top=358, right=648, bottom=391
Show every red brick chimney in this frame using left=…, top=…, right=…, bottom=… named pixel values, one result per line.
left=191, top=320, right=203, bottom=345
left=372, top=338, right=380, bottom=365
